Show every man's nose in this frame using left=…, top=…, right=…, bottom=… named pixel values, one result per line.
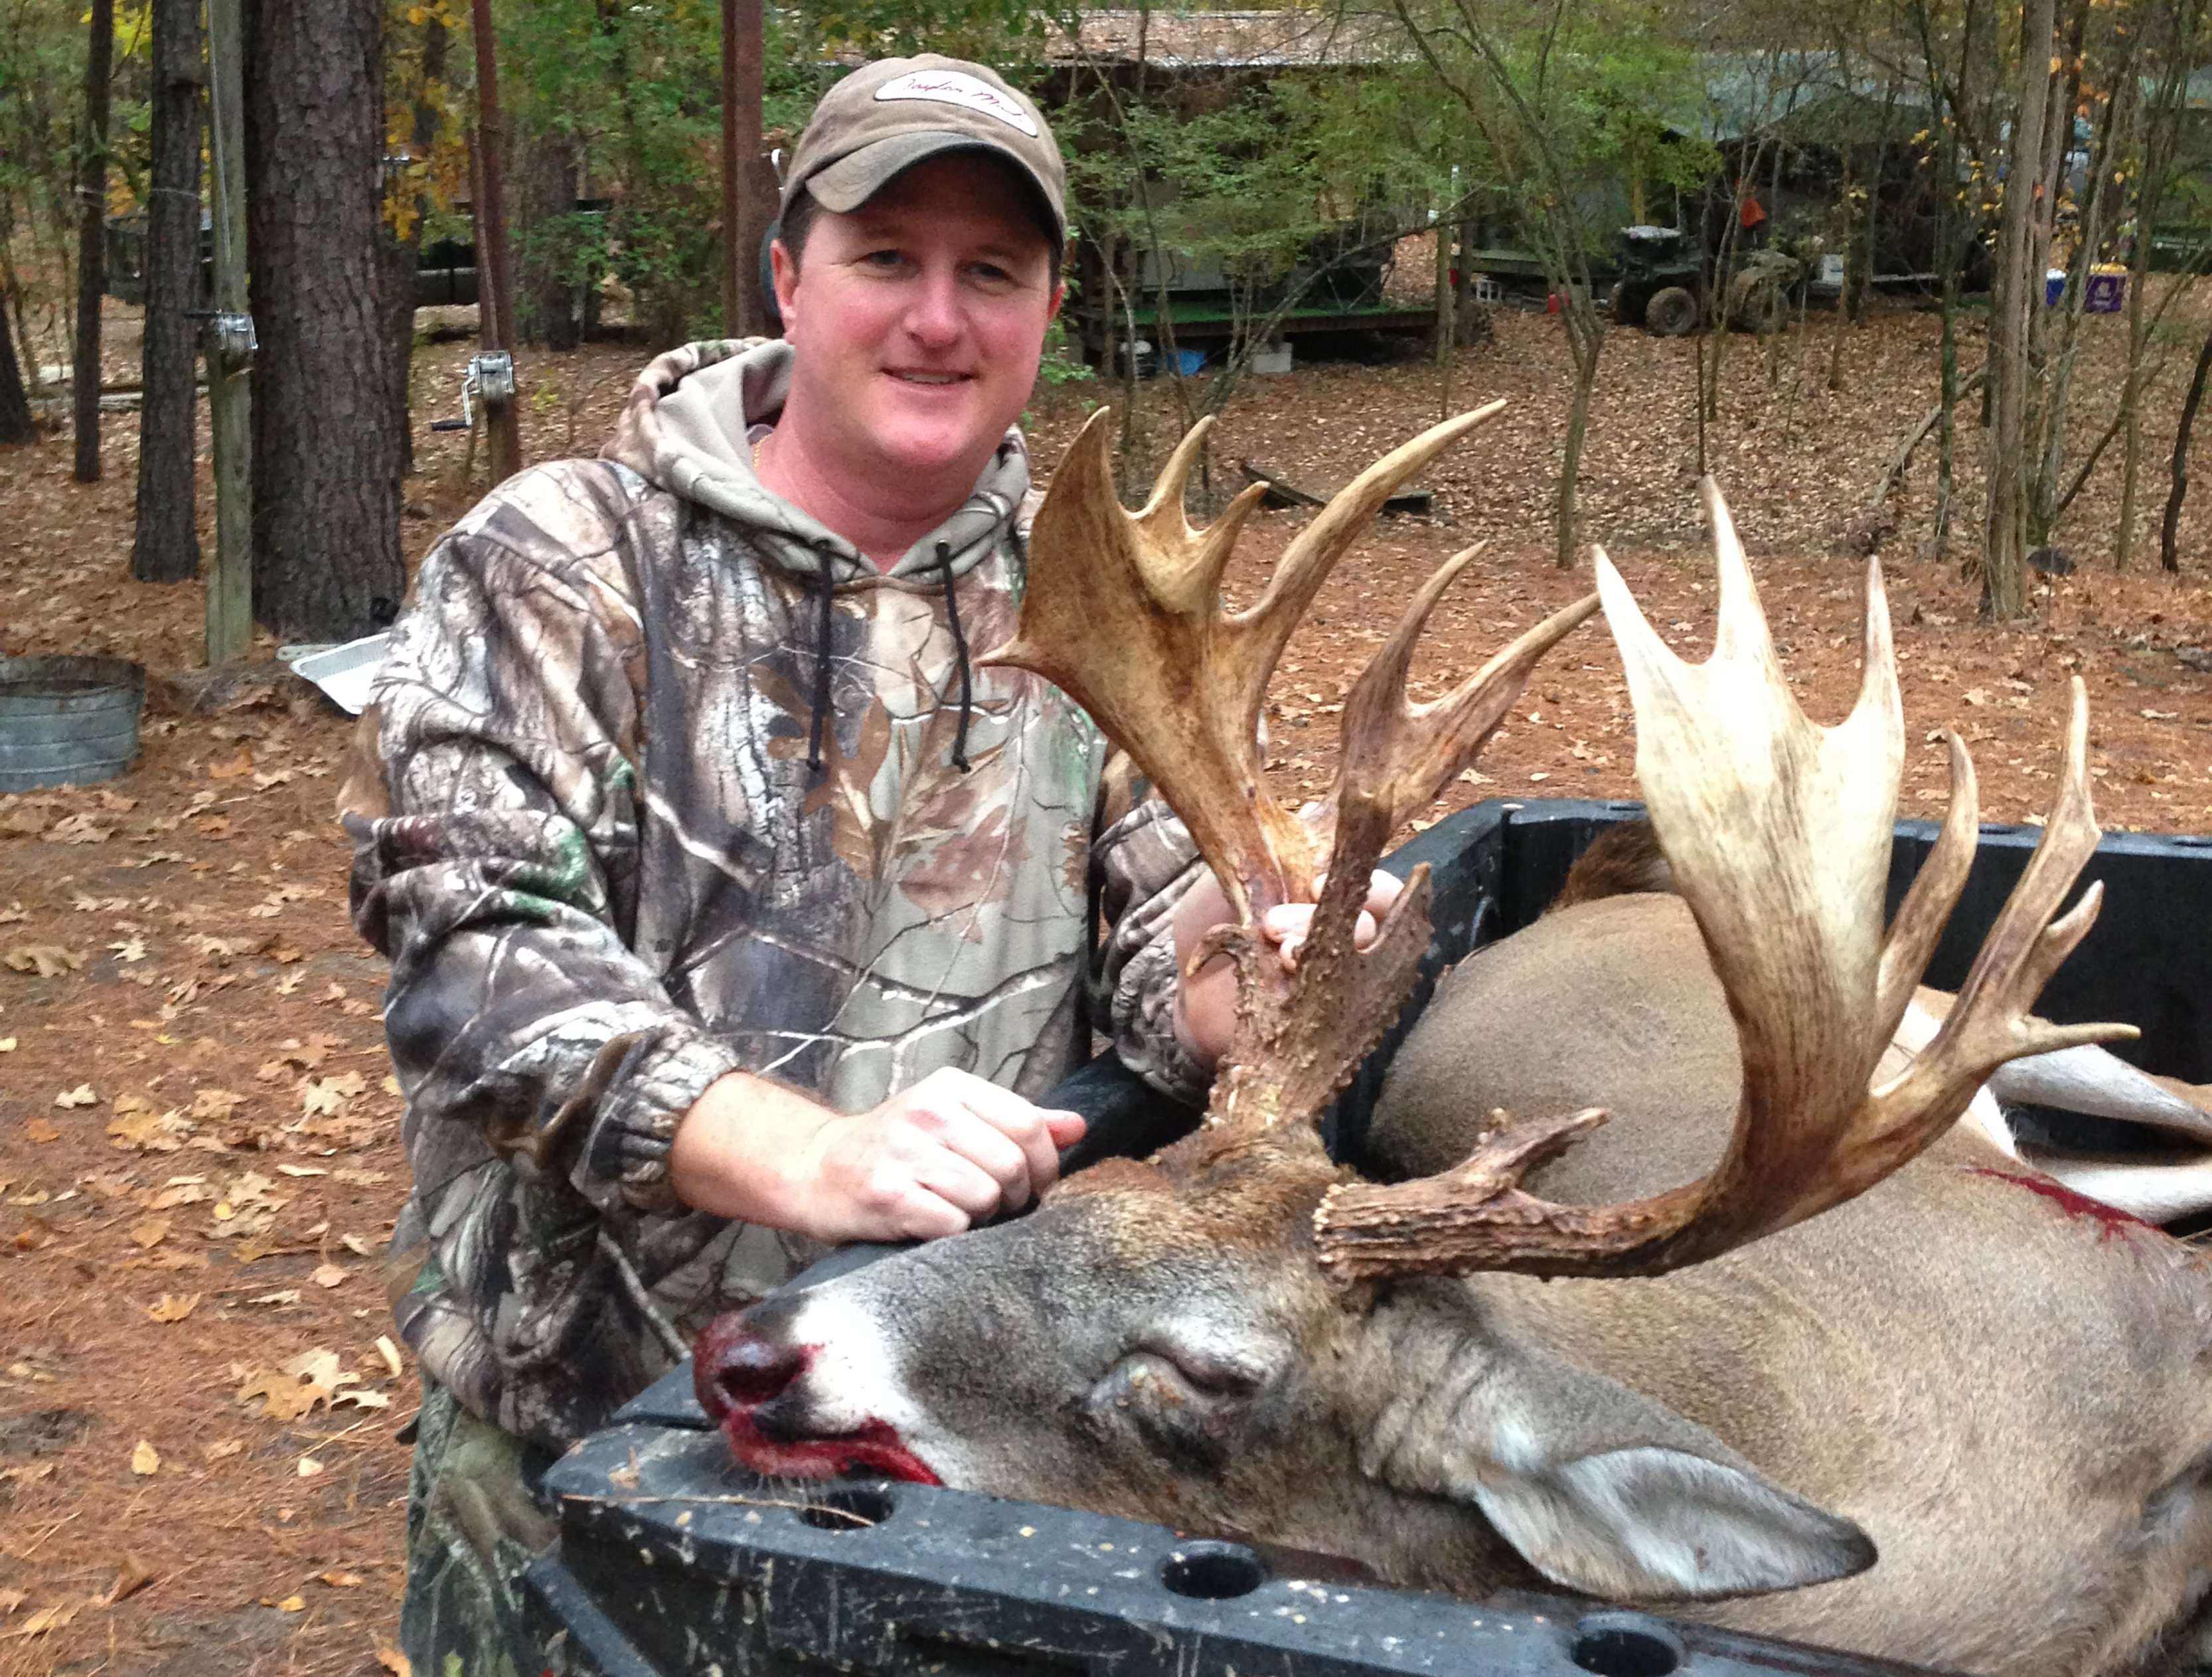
left=904, top=265, right=965, bottom=347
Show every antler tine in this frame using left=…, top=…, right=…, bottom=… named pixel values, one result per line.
left=1314, top=487, right=2130, bottom=1287
left=1306, top=548, right=1602, bottom=841
left=1860, top=679, right=2136, bottom=1176
left=1214, top=401, right=1510, bottom=786
left=1203, top=547, right=1597, bottom=1135
left=982, top=409, right=1291, bottom=921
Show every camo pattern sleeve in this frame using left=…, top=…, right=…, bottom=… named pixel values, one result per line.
left=1091, top=797, right=1212, bottom=1107
left=347, top=463, right=752, bottom=1435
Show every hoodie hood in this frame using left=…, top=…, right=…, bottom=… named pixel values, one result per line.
left=601, top=337, right=1030, bottom=586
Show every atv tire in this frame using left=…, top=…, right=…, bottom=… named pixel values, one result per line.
left=1644, top=286, right=1698, bottom=337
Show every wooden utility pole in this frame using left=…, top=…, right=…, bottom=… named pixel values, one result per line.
left=467, top=0, right=521, bottom=483
left=722, top=0, right=768, bottom=337
left=202, top=0, right=253, bottom=663
left=72, top=0, right=114, bottom=484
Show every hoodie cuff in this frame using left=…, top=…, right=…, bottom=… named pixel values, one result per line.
left=1110, top=933, right=1216, bottom=1109
left=578, top=1030, right=749, bottom=1217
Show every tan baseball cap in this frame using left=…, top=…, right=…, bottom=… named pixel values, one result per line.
left=782, top=54, right=1066, bottom=246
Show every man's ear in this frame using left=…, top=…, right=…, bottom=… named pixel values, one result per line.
left=1362, top=1308, right=1874, bottom=1602
left=771, top=239, right=801, bottom=338
left=1045, top=280, right=1064, bottom=326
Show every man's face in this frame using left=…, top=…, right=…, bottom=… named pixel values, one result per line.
left=773, top=153, right=1063, bottom=488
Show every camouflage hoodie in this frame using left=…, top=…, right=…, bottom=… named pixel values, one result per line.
left=347, top=339, right=1204, bottom=1449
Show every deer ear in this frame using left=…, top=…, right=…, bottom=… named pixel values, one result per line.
left=1364, top=1324, right=1874, bottom=1602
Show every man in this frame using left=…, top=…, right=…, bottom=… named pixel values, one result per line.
left=348, top=53, right=1386, bottom=1674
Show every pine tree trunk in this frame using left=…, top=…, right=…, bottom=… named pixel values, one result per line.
left=131, top=0, right=205, bottom=584
left=244, top=0, right=404, bottom=639
left=72, top=0, right=114, bottom=484
left=515, top=130, right=583, bottom=350
left=0, top=291, right=33, bottom=446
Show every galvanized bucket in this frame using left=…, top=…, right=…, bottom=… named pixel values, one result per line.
left=0, top=655, right=147, bottom=792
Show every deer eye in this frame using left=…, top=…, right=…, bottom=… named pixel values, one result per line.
left=1135, top=1342, right=1263, bottom=1399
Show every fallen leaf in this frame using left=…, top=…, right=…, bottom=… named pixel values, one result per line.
left=247, top=1289, right=303, bottom=1307
left=5, top=945, right=84, bottom=977
left=276, top=1593, right=306, bottom=1612
left=54, top=1084, right=96, bottom=1108
left=296, top=1457, right=324, bottom=1478
left=206, top=748, right=254, bottom=779
left=109, top=1106, right=188, bottom=1152
left=108, top=935, right=147, bottom=964
left=106, top=1554, right=153, bottom=1603
left=131, top=1439, right=161, bottom=1475
left=187, top=1087, right=244, bottom=1121
left=0, top=1587, right=21, bottom=1611
left=128, top=1218, right=171, bottom=1248
left=0, top=1038, right=15, bottom=1052
left=147, top=1293, right=200, bottom=1323
left=374, top=1334, right=403, bottom=1378
left=341, top=1233, right=376, bottom=1258
left=374, top=1646, right=413, bottom=1677
left=3, top=1601, right=80, bottom=1638
left=331, top=1388, right=392, bottom=1410
left=24, top=1118, right=58, bottom=1144
left=276, top=1164, right=329, bottom=1178
left=45, top=813, right=112, bottom=844
left=311, top=1262, right=347, bottom=1289
left=202, top=1439, right=243, bottom=1461
left=319, top=1569, right=363, bottom=1589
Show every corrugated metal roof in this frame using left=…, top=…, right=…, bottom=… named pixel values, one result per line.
left=1049, top=9, right=1398, bottom=69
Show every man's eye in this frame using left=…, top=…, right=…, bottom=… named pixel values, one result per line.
left=862, top=249, right=905, bottom=270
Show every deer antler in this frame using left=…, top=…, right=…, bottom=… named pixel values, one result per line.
left=1314, top=479, right=2134, bottom=1284
left=983, top=407, right=1599, bottom=1134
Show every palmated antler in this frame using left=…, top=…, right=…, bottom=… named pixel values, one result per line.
left=1314, top=481, right=2134, bottom=1284
left=983, top=406, right=1599, bottom=1134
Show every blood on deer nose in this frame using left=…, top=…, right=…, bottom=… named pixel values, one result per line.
left=693, top=1315, right=811, bottom=1423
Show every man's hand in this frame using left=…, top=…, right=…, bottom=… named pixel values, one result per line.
left=669, top=1067, right=1086, bottom=1243
left=1170, top=868, right=1406, bottom=1069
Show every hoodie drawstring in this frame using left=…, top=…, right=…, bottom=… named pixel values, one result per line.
left=937, top=540, right=973, bottom=773
left=806, top=556, right=835, bottom=775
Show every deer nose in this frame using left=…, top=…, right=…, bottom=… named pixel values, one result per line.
left=694, top=1313, right=810, bottom=1423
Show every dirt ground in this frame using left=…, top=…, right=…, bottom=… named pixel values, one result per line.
left=5, top=285, right=2212, bottom=1676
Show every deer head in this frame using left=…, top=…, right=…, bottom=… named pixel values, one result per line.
left=695, top=412, right=2129, bottom=1605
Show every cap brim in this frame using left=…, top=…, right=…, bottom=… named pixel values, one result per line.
left=802, top=132, right=1065, bottom=243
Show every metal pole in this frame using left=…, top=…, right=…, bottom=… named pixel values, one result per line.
left=467, top=0, right=520, bottom=483
left=202, top=0, right=253, bottom=665
left=724, top=0, right=767, bottom=337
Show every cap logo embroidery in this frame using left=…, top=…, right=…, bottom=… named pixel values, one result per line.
left=873, top=70, right=1040, bottom=137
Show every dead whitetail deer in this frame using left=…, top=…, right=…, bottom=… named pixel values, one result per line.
left=698, top=408, right=2212, bottom=1677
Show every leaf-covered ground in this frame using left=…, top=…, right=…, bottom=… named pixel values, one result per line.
left=3, top=284, right=2212, bottom=1674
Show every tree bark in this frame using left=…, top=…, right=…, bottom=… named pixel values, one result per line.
left=72, top=0, right=114, bottom=484
left=0, top=289, right=33, bottom=445
left=131, top=0, right=206, bottom=583
left=2160, top=326, right=2212, bottom=574
left=1980, top=0, right=2057, bottom=619
left=244, top=0, right=404, bottom=639
left=514, top=129, right=583, bottom=349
